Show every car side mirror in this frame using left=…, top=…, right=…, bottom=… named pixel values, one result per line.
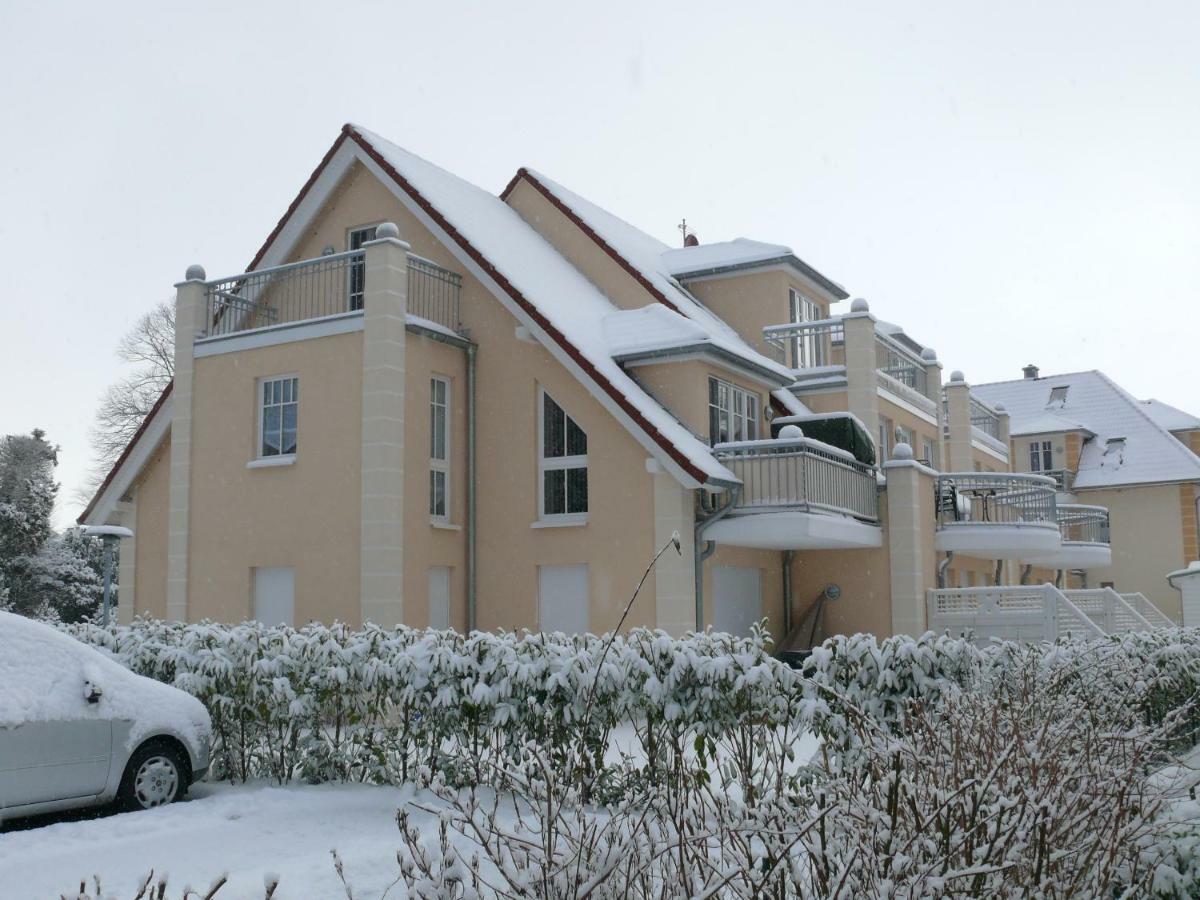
left=83, top=680, right=103, bottom=705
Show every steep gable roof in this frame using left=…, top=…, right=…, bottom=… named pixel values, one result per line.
left=973, top=370, right=1200, bottom=488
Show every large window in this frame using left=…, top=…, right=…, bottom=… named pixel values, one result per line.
left=259, top=376, right=298, bottom=458
left=430, top=377, right=450, bottom=520
left=788, top=289, right=825, bottom=368
left=540, top=391, right=588, bottom=520
left=1029, top=439, right=1052, bottom=471
left=347, top=224, right=379, bottom=311
left=708, top=378, right=759, bottom=445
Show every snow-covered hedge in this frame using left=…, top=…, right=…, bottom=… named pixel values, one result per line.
left=63, top=618, right=801, bottom=787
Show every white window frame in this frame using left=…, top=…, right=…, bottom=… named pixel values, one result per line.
left=707, top=377, right=760, bottom=446
left=430, top=376, right=451, bottom=523
left=346, top=223, right=382, bottom=311
left=1029, top=439, right=1052, bottom=471
left=788, top=288, right=825, bottom=368
left=537, top=390, right=588, bottom=525
left=257, top=374, right=299, bottom=460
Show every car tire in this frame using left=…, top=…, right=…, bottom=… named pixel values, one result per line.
left=116, top=741, right=188, bottom=812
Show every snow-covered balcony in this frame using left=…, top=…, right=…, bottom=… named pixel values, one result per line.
left=934, top=472, right=1061, bottom=558
left=706, top=436, right=882, bottom=551
left=198, top=250, right=462, bottom=340
left=1025, top=503, right=1111, bottom=570
left=762, top=317, right=846, bottom=388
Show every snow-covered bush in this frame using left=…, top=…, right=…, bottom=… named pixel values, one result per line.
left=63, top=618, right=796, bottom=789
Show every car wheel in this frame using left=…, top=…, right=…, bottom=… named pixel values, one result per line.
left=117, top=742, right=187, bottom=811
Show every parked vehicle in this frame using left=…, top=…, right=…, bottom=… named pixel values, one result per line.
left=0, top=612, right=211, bottom=823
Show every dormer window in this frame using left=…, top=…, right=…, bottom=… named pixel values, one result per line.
left=1048, top=386, right=1070, bottom=406
left=708, top=377, right=759, bottom=445
left=1104, top=437, right=1126, bottom=456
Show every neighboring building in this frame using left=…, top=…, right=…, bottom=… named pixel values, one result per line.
left=80, top=124, right=1183, bottom=640
left=972, top=368, right=1200, bottom=622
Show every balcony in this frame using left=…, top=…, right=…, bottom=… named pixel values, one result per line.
left=199, top=249, right=463, bottom=340
left=875, top=331, right=937, bottom=410
left=762, top=318, right=844, bottom=377
left=1027, top=503, right=1111, bottom=569
left=934, top=472, right=1061, bottom=558
left=705, top=437, right=882, bottom=551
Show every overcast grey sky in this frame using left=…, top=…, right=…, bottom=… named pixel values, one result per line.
left=2, top=0, right=1197, bottom=527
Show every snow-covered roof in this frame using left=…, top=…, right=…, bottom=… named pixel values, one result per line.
left=1007, top=410, right=1092, bottom=437
left=661, top=238, right=849, bottom=298
left=662, top=239, right=786, bottom=273
left=973, top=371, right=1200, bottom=488
left=351, top=126, right=738, bottom=486
left=1140, top=398, right=1200, bottom=432
left=601, top=305, right=710, bottom=358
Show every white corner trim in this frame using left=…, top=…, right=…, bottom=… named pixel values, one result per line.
left=531, top=516, right=589, bottom=529
left=196, top=313, right=364, bottom=357
left=247, top=455, right=297, bottom=469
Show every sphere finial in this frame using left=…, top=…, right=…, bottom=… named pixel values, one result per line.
left=892, top=442, right=914, bottom=461
left=376, top=222, right=400, bottom=240
left=850, top=297, right=870, bottom=313
left=185, top=264, right=206, bottom=281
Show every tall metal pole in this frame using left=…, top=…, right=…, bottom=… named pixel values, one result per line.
left=101, top=538, right=115, bottom=627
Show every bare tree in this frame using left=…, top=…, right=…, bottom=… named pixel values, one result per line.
left=81, top=301, right=174, bottom=496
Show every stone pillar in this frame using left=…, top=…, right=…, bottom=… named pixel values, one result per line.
left=921, top=348, right=944, bottom=469
left=166, top=264, right=205, bottom=622
left=115, top=500, right=137, bottom=624
left=842, top=299, right=880, bottom=459
left=360, top=222, right=409, bottom=627
left=884, top=443, right=938, bottom=636
left=1168, top=561, right=1200, bottom=627
left=995, top=403, right=1011, bottom=472
left=651, top=466, right=696, bottom=636
left=943, top=370, right=973, bottom=472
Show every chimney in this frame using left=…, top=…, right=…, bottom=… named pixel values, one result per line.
left=683, top=233, right=699, bottom=247
left=1022, top=364, right=1039, bottom=380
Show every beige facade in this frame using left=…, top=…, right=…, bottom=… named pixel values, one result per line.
left=85, top=126, right=1194, bottom=646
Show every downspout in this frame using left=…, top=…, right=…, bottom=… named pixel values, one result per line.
left=1055, top=569, right=1064, bottom=589
left=694, top=485, right=740, bottom=631
left=466, top=343, right=478, bottom=632
left=993, top=559, right=1004, bottom=586
left=937, top=551, right=955, bottom=588
left=782, top=550, right=795, bottom=637
left=1020, top=564, right=1033, bottom=586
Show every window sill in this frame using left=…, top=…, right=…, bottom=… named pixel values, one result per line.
left=247, top=455, right=296, bottom=469
left=430, top=520, right=461, bottom=531
left=531, top=516, right=589, bottom=529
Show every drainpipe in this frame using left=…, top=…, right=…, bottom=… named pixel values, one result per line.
left=694, top=485, right=740, bottom=631
left=1055, top=569, right=1064, bottom=589
left=466, top=343, right=478, bottom=632
left=782, top=550, right=795, bottom=636
left=1020, top=564, right=1033, bottom=586
left=993, top=559, right=1004, bottom=586
left=937, top=551, right=955, bottom=588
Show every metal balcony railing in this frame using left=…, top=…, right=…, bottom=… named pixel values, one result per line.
left=762, top=317, right=843, bottom=369
left=1042, top=468, right=1075, bottom=493
left=935, top=472, right=1058, bottom=530
left=875, top=332, right=934, bottom=402
left=1057, top=504, right=1110, bottom=545
left=201, top=250, right=462, bottom=339
left=408, top=255, right=462, bottom=331
left=714, top=437, right=879, bottom=523
left=969, top=395, right=1002, bottom=440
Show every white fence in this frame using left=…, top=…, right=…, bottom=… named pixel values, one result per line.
left=1120, top=591, right=1176, bottom=628
left=926, top=583, right=1170, bottom=646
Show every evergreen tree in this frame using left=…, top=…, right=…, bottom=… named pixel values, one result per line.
left=0, top=429, right=106, bottom=622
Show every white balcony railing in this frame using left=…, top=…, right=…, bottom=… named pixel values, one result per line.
left=201, top=250, right=462, bottom=339
left=762, top=317, right=843, bottom=369
left=935, top=472, right=1058, bottom=530
left=714, top=437, right=879, bottom=523
left=1057, top=504, right=1110, bottom=546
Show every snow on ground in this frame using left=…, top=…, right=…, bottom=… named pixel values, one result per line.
left=0, top=727, right=823, bottom=899
left=0, top=782, right=418, bottom=899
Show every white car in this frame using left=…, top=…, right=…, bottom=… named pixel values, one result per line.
left=0, top=611, right=211, bottom=823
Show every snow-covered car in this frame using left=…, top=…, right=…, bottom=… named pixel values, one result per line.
left=0, top=611, right=211, bottom=822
